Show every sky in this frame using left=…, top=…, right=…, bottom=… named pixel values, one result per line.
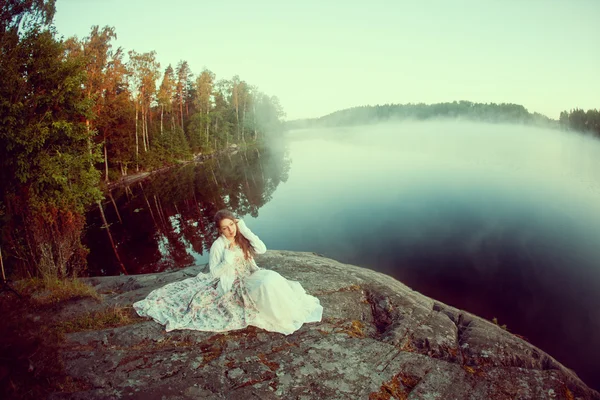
left=52, top=0, right=599, bottom=121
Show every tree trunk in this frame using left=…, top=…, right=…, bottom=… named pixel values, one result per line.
left=135, top=103, right=139, bottom=171
left=138, top=183, right=157, bottom=226
left=103, top=137, right=109, bottom=182
left=205, top=108, right=209, bottom=146
left=119, top=161, right=128, bottom=176
left=108, top=191, right=122, bottom=224
left=180, top=94, right=184, bottom=129
left=210, top=167, right=219, bottom=187
left=144, top=109, right=150, bottom=151
left=125, top=185, right=133, bottom=201
left=142, top=108, right=148, bottom=152
left=254, top=102, right=258, bottom=141
left=241, top=98, right=246, bottom=143
left=154, top=195, right=167, bottom=226
left=214, top=115, right=218, bottom=150
left=97, top=200, right=128, bottom=275
left=160, top=104, right=164, bottom=135
left=235, top=111, right=240, bottom=142
left=0, top=246, right=6, bottom=282
left=86, top=119, right=92, bottom=157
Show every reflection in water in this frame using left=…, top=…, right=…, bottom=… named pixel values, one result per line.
left=85, top=121, right=600, bottom=390
left=260, top=121, right=600, bottom=390
left=84, top=146, right=290, bottom=275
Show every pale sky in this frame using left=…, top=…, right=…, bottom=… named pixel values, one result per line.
left=53, top=0, right=599, bottom=121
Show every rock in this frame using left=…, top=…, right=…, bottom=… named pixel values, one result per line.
left=49, top=251, right=599, bottom=399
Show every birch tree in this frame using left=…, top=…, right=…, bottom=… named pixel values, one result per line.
left=175, top=60, right=192, bottom=129
left=158, top=65, right=176, bottom=135
left=194, top=68, right=215, bottom=147
left=128, top=50, right=160, bottom=167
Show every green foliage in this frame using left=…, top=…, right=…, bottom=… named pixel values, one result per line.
left=1, top=1, right=288, bottom=279
left=0, top=0, right=56, bottom=34
left=187, top=112, right=211, bottom=152
left=560, top=108, right=600, bottom=136
left=1, top=28, right=102, bottom=212
left=0, top=3, right=101, bottom=279
left=134, top=126, right=192, bottom=170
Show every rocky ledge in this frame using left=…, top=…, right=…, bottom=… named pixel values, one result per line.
left=49, top=251, right=598, bottom=399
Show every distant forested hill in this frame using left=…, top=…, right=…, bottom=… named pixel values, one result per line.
left=285, top=101, right=556, bottom=130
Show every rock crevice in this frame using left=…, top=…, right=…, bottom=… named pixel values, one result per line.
left=46, top=251, right=598, bottom=400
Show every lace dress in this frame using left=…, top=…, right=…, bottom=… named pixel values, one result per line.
left=133, top=220, right=323, bottom=335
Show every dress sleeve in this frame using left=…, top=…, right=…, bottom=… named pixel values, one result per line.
left=209, top=238, right=232, bottom=278
left=208, top=238, right=237, bottom=294
left=237, top=219, right=267, bottom=254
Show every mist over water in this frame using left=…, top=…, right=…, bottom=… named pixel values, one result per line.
left=254, top=121, right=600, bottom=389
left=86, top=120, right=600, bottom=389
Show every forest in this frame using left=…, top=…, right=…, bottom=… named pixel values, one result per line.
left=0, top=0, right=285, bottom=280
left=1, top=1, right=598, bottom=282
left=286, top=102, right=600, bottom=137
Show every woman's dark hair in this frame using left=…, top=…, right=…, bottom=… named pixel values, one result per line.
left=214, top=209, right=255, bottom=260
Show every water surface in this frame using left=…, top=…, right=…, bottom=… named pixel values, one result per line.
left=85, top=121, right=600, bottom=389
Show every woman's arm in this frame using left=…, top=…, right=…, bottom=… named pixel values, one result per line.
left=237, top=219, right=267, bottom=254
left=208, top=238, right=236, bottom=293
left=209, top=238, right=229, bottom=276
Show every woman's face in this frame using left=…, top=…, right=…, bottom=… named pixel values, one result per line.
left=219, top=218, right=237, bottom=239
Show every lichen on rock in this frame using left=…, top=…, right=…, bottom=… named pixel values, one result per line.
left=46, top=251, right=598, bottom=399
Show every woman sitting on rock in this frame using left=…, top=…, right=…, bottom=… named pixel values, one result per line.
left=134, top=209, right=323, bottom=335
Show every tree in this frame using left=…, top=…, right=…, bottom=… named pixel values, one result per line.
left=255, top=93, right=286, bottom=140
left=158, top=64, right=176, bottom=135
left=212, top=79, right=234, bottom=149
left=559, top=108, right=600, bottom=136
left=238, top=80, right=250, bottom=143
left=230, top=75, right=241, bottom=141
left=193, top=68, right=215, bottom=150
left=65, top=25, right=128, bottom=182
left=0, top=0, right=56, bottom=35
left=246, top=85, right=260, bottom=141
left=175, top=60, right=192, bottom=129
left=97, top=47, right=132, bottom=179
left=0, top=0, right=102, bottom=278
left=128, top=50, right=160, bottom=168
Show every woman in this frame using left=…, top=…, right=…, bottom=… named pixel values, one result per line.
left=133, top=209, right=323, bottom=335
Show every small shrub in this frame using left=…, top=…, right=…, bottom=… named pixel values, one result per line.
left=491, top=317, right=507, bottom=331
left=16, top=277, right=100, bottom=304
left=57, top=305, right=142, bottom=333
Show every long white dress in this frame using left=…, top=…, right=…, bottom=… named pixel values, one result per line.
left=133, top=220, right=323, bottom=335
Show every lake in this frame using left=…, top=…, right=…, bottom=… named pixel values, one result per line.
left=85, top=120, right=600, bottom=390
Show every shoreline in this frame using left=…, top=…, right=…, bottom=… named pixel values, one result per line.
left=104, top=143, right=251, bottom=191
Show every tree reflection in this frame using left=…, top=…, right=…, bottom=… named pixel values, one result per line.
left=84, top=145, right=291, bottom=275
